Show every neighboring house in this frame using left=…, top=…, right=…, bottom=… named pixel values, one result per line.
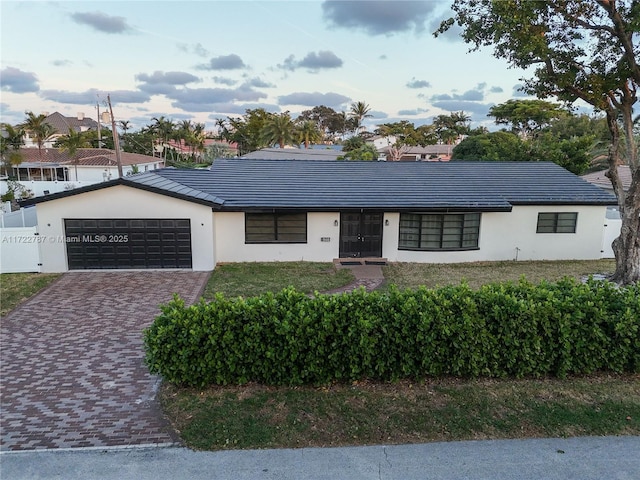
left=378, top=145, right=454, bottom=162
left=23, top=112, right=99, bottom=149
left=241, top=147, right=343, bottom=160
left=163, top=139, right=239, bottom=159
left=22, top=160, right=616, bottom=273
left=581, top=165, right=632, bottom=258
left=2, top=148, right=163, bottom=197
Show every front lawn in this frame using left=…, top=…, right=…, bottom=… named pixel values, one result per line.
left=382, top=259, right=616, bottom=290
left=0, top=273, right=61, bottom=317
left=202, top=262, right=354, bottom=299
left=161, top=374, right=640, bottom=450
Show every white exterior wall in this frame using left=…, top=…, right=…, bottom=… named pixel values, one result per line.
left=35, top=185, right=215, bottom=272
left=214, top=212, right=340, bottom=262
left=385, top=205, right=607, bottom=263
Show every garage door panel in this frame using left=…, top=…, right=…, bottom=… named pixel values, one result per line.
left=64, top=218, right=192, bottom=270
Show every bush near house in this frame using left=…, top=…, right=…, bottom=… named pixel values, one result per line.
left=144, top=278, right=640, bottom=387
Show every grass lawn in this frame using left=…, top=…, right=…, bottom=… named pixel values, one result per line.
left=0, top=273, right=61, bottom=317
left=202, top=262, right=355, bottom=299
left=382, top=259, right=616, bottom=290
left=161, top=374, right=640, bottom=451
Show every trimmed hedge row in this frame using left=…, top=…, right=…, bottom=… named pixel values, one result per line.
left=143, top=278, right=640, bottom=387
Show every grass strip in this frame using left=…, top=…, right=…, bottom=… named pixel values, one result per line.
left=160, top=374, right=639, bottom=451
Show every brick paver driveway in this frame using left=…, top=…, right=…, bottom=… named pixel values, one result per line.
left=0, top=271, right=210, bottom=451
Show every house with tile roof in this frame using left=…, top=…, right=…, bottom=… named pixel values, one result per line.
left=2, top=148, right=163, bottom=197
left=21, top=159, right=616, bottom=272
left=23, top=112, right=99, bottom=149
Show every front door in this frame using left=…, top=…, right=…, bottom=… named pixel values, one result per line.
left=339, top=212, right=383, bottom=258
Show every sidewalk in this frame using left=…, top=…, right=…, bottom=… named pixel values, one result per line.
left=2, top=436, right=638, bottom=479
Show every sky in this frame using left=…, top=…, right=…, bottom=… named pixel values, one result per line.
left=0, top=0, right=536, bottom=133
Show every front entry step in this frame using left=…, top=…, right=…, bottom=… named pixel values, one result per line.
left=335, top=257, right=387, bottom=266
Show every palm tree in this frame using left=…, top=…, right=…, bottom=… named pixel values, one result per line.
left=150, top=116, right=175, bottom=160
left=296, top=121, right=322, bottom=149
left=56, top=128, right=92, bottom=181
left=0, top=123, right=24, bottom=177
left=19, top=111, right=57, bottom=180
left=261, top=113, right=296, bottom=149
left=348, top=101, right=373, bottom=134
left=118, top=120, right=131, bottom=148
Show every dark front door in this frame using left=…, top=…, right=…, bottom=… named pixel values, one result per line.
left=339, top=212, right=383, bottom=258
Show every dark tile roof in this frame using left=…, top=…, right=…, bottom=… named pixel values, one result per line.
left=23, top=159, right=617, bottom=210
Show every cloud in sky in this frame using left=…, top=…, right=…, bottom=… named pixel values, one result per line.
left=167, top=86, right=267, bottom=111
left=490, top=86, right=504, bottom=93
left=40, top=88, right=150, bottom=105
left=177, top=42, right=210, bottom=58
left=70, top=11, right=132, bottom=34
left=198, top=54, right=247, bottom=71
left=398, top=107, right=429, bottom=116
left=407, top=78, right=431, bottom=89
left=135, top=71, right=200, bottom=85
left=278, top=51, right=343, bottom=72
left=322, top=0, right=438, bottom=35
left=51, top=59, right=73, bottom=67
left=207, top=103, right=281, bottom=117
left=0, top=67, right=39, bottom=93
left=212, top=76, right=237, bottom=86
left=278, top=91, right=351, bottom=108
left=242, top=77, right=275, bottom=88
left=512, top=84, right=529, bottom=97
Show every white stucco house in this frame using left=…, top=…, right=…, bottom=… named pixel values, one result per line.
left=2, top=148, right=164, bottom=198
left=21, top=159, right=617, bottom=273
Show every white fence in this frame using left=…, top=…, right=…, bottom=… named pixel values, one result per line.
left=1, top=206, right=38, bottom=228
left=1, top=226, right=41, bottom=273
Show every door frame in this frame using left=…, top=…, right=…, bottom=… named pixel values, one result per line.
left=338, top=211, right=383, bottom=258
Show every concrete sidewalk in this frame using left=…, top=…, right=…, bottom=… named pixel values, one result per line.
left=1, top=436, right=638, bottom=480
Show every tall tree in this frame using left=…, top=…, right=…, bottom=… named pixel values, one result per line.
left=55, top=128, right=92, bottom=180
left=452, top=131, right=529, bottom=162
left=432, top=111, right=471, bottom=147
left=19, top=111, right=57, bottom=160
left=222, top=108, right=274, bottom=155
left=488, top=99, right=570, bottom=139
left=0, top=123, right=24, bottom=176
left=261, top=112, right=296, bottom=149
left=348, top=101, right=373, bottom=134
left=296, top=120, right=323, bottom=149
left=150, top=116, right=175, bottom=160
left=375, top=121, right=437, bottom=161
left=439, top=0, right=640, bottom=285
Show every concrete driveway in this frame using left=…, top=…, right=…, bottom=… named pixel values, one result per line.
left=0, top=271, right=210, bottom=451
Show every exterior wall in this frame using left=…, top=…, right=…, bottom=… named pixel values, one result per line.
left=385, top=205, right=607, bottom=263
left=214, top=212, right=340, bottom=262
left=1, top=226, right=40, bottom=273
left=35, top=185, right=215, bottom=272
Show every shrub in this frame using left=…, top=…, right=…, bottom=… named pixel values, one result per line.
left=143, top=278, right=640, bottom=387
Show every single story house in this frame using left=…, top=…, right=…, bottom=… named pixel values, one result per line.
left=3, top=148, right=164, bottom=197
left=21, top=159, right=617, bottom=272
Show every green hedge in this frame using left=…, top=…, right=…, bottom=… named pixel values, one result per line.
left=143, top=278, right=640, bottom=387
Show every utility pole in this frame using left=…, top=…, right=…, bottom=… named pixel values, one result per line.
left=96, top=101, right=102, bottom=148
left=107, top=94, right=123, bottom=178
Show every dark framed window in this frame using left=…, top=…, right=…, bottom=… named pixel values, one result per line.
left=245, top=212, right=307, bottom=243
left=536, top=212, right=578, bottom=233
left=399, top=212, right=481, bottom=250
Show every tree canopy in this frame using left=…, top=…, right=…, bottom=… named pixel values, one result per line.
left=439, top=0, right=640, bottom=284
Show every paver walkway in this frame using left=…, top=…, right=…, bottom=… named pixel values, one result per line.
left=324, top=264, right=385, bottom=294
left=0, top=271, right=210, bottom=451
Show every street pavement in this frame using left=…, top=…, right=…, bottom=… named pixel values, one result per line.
left=1, top=436, right=638, bottom=479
